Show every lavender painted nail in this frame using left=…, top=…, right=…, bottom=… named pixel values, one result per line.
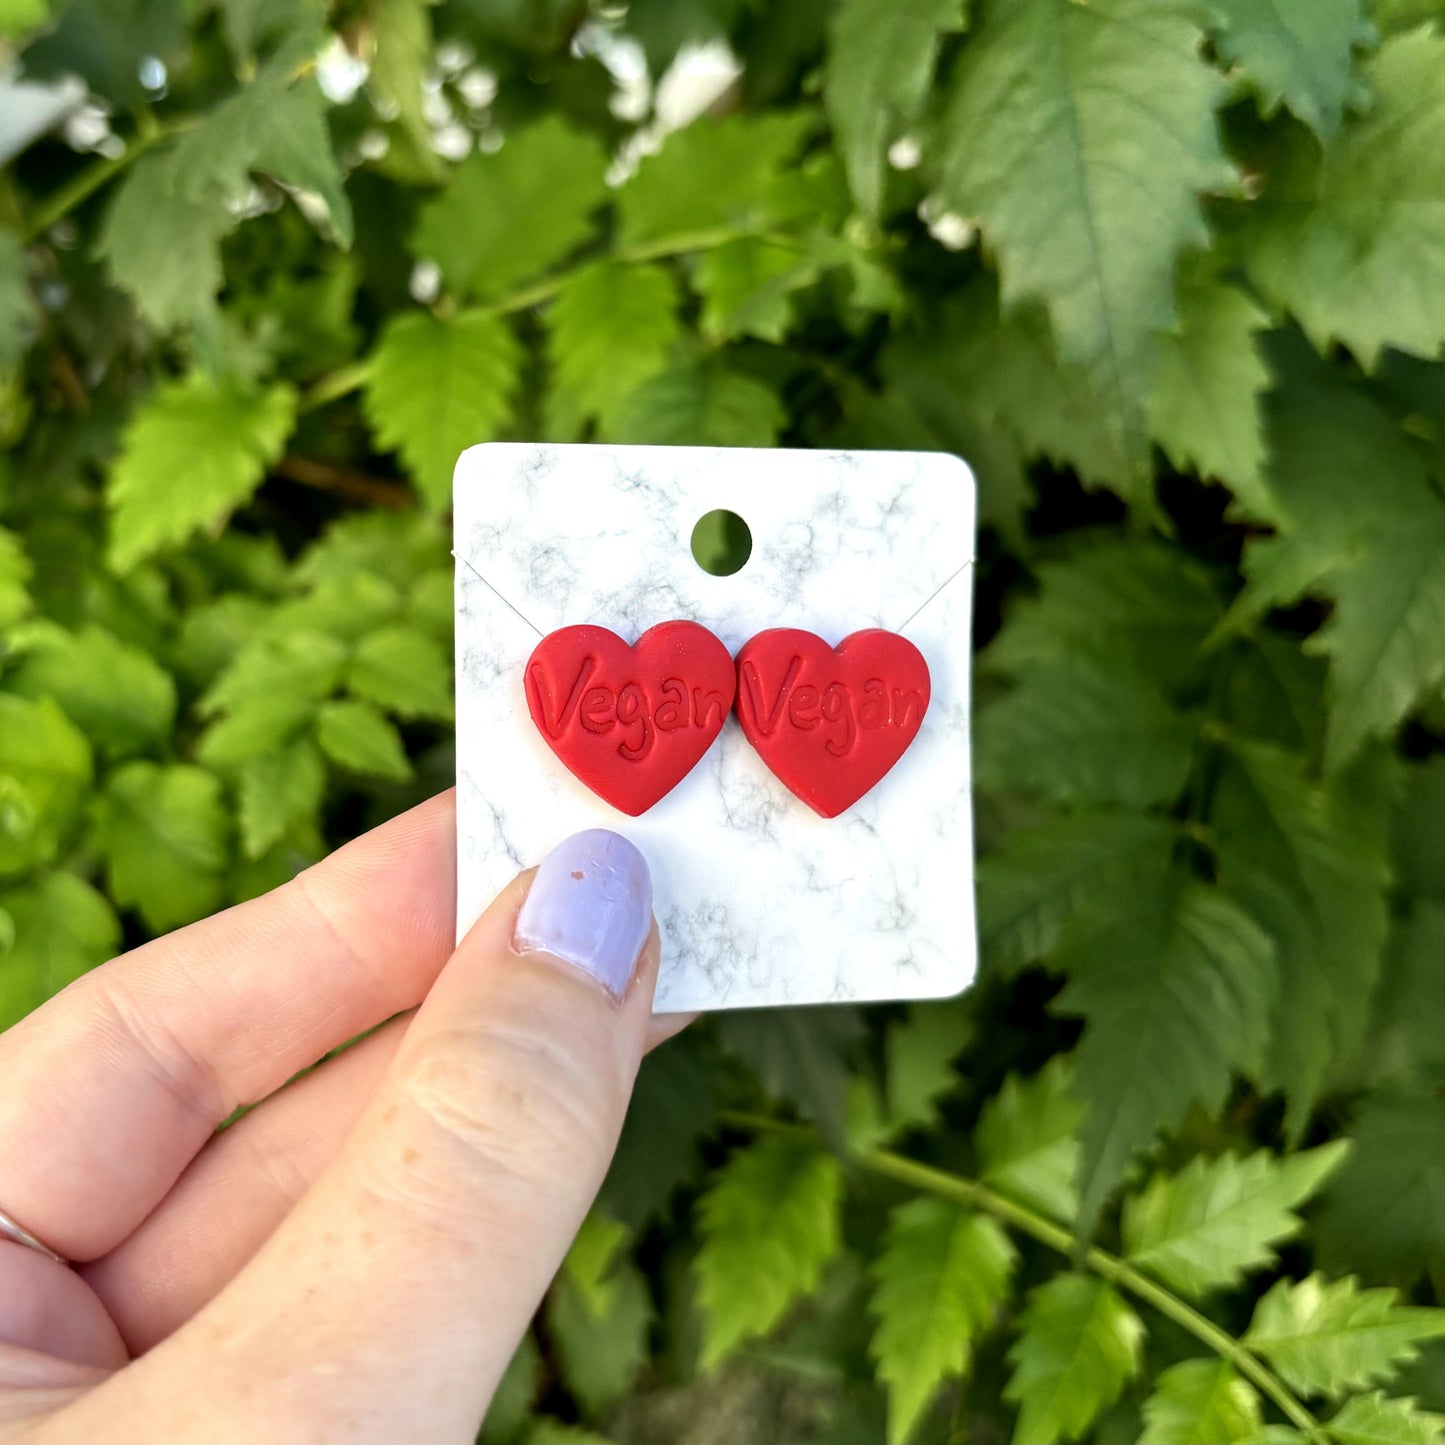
left=513, top=830, right=653, bottom=998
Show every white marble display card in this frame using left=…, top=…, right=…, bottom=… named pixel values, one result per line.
left=453, top=443, right=977, bottom=1012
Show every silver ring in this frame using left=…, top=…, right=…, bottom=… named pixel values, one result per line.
left=0, top=1202, right=67, bottom=1265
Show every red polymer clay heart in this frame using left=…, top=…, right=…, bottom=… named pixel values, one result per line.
left=524, top=621, right=736, bottom=816
left=735, top=628, right=931, bottom=818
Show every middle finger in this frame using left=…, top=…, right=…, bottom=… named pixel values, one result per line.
left=83, top=1018, right=409, bottom=1354
left=85, top=1010, right=693, bottom=1353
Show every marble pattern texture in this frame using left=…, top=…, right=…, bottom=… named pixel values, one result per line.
left=453, top=443, right=977, bottom=1012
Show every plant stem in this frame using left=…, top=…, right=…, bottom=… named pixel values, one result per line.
left=298, top=359, right=372, bottom=414
left=272, top=454, right=412, bottom=510
left=718, top=1109, right=1327, bottom=1443
left=23, top=121, right=181, bottom=241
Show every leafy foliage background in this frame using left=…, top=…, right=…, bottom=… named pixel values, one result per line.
left=2, top=1, right=1443, bottom=1441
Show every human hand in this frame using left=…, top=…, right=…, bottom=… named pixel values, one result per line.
left=0, top=793, right=681, bottom=1443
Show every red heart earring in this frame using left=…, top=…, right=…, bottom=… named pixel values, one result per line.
left=524, top=621, right=735, bottom=816
left=734, top=628, right=930, bottom=818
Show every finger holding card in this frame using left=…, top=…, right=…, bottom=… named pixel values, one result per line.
left=453, top=443, right=976, bottom=1012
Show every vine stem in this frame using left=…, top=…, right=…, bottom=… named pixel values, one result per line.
left=718, top=1109, right=1327, bottom=1444
left=272, top=454, right=412, bottom=510
left=299, top=359, right=371, bottom=414
left=22, top=114, right=190, bottom=241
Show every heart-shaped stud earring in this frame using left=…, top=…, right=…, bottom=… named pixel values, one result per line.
left=734, top=628, right=930, bottom=818
left=525, top=620, right=736, bottom=815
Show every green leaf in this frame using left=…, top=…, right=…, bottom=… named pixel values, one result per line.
left=878, top=997, right=972, bottom=1139
left=98, top=150, right=228, bottom=331
left=1232, top=329, right=1405, bottom=549
left=363, top=309, right=521, bottom=507
left=988, top=532, right=1223, bottom=695
left=295, top=508, right=448, bottom=591
left=548, top=1215, right=653, bottom=1416
left=1328, top=1392, right=1445, bottom=1445
left=694, top=1135, right=843, bottom=1368
left=407, top=569, right=455, bottom=641
left=198, top=696, right=317, bottom=769
left=855, top=336, right=1031, bottom=542
left=413, top=117, right=609, bottom=301
left=22, top=0, right=184, bottom=107
left=1205, top=0, right=1371, bottom=138
left=975, top=657, right=1198, bottom=808
left=1368, top=0, right=1444, bottom=35
left=94, top=761, right=230, bottom=931
left=101, top=75, right=349, bottom=327
left=881, top=280, right=1123, bottom=492
left=1220, top=630, right=1328, bottom=756
left=1055, top=878, right=1281, bottom=1227
left=271, top=574, right=404, bottom=645
left=0, top=229, right=36, bottom=367
left=1393, top=758, right=1445, bottom=902
left=1311, top=510, right=1445, bottom=769
left=607, top=363, right=786, bottom=447
left=868, top=1198, right=1017, bottom=1444
left=1241, top=30, right=1445, bottom=365
left=1146, top=264, right=1271, bottom=508
left=1137, top=1360, right=1262, bottom=1445
left=1365, top=904, right=1445, bottom=1088
left=367, top=0, right=437, bottom=162
left=248, top=81, right=354, bottom=247
left=7, top=623, right=176, bottom=758
left=0, top=694, right=92, bottom=879
left=1244, top=1273, right=1445, bottom=1399
left=347, top=625, right=452, bottom=721
left=936, top=0, right=1230, bottom=470
left=824, top=0, right=962, bottom=218
left=0, top=525, right=33, bottom=629
left=1003, top=1273, right=1144, bottom=1445
left=715, top=1007, right=864, bottom=1149
left=554, top=1214, right=629, bottom=1312
left=315, top=698, right=412, bottom=781
left=216, top=0, right=324, bottom=67
left=237, top=742, right=325, bottom=860
left=600, top=1034, right=720, bottom=1227
left=621, top=0, right=752, bottom=74
left=231, top=820, right=322, bottom=905
left=174, top=592, right=271, bottom=693
left=202, top=631, right=349, bottom=717
left=545, top=261, right=681, bottom=439
left=107, top=374, right=297, bottom=572
left=0, top=0, right=51, bottom=46
left=1122, top=1143, right=1349, bottom=1297
left=977, top=811, right=1175, bottom=973
left=616, top=111, right=814, bottom=251
left=1212, top=739, right=1391, bottom=1125
left=1228, top=334, right=1444, bottom=767
left=0, top=872, right=119, bottom=1032
left=977, top=1058, right=1084, bottom=1224
left=520, top=1418, right=614, bottom=1445
left=692, top=236, right=816, bottom=343
left=1316, top=1093, right=1445, bottom=1288
left=478, top=1331, right=542, bottom=1444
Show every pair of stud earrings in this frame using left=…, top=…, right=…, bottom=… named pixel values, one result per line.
left=523, top=620, right=930, bottom=818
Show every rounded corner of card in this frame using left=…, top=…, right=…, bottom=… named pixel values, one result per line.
left=916, top=448, right=977, bottom=490
left=917, top=949, right=979, bottom=1002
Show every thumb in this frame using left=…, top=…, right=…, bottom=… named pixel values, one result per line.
left=104, top=830, right=660, bottom=1444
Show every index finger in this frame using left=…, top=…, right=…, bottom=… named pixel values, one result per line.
left=0, top=791, right=458, bottom=1261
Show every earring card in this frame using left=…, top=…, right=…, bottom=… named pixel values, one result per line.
left=454, top=443, right=977, bottom=1013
